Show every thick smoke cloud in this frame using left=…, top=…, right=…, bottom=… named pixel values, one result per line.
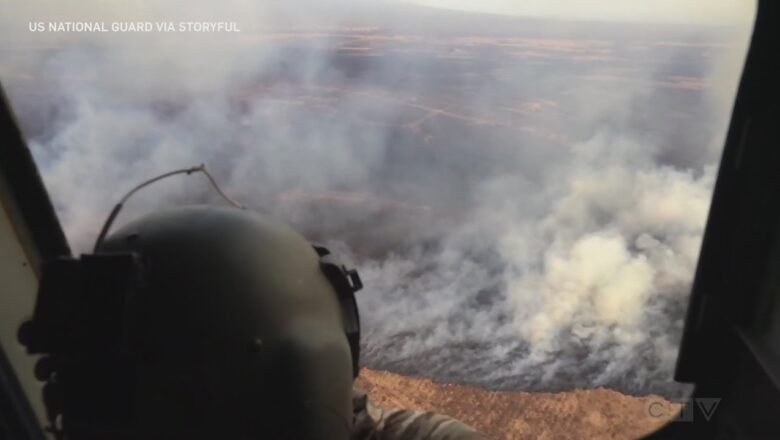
left=0, top=0, right=752, bottom=397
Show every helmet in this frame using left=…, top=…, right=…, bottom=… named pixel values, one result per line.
left=23, top=205, right=363, bottom=439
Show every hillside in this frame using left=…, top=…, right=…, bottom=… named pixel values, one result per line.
left=356, top=368, right=680, bottom=440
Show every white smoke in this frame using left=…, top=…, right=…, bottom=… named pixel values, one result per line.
left=0, top=0, right=753, bottom=397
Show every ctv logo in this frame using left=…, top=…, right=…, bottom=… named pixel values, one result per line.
left=646, top=398, right=721, bottom=422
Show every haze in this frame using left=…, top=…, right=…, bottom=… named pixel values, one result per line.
left=0, top=0, right=755, bottom=398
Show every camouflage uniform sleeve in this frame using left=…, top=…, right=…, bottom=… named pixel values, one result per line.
left=352, top=388, right=485, bottom=440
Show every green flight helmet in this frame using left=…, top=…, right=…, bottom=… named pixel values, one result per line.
left=70, top=205, right=361, bottom=439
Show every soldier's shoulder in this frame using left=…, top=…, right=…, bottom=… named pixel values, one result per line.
left=352, top=388, right=485, bottom=440
left=379, top=408, right=484, bottom=439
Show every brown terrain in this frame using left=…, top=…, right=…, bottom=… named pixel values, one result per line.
left=356, top=368, right=681, bottom=440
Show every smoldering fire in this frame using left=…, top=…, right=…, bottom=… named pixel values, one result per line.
left=1, top=0, right=752, bottom=399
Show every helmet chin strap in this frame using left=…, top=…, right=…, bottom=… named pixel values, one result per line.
left=312, top=243, right=364, bottom=378
left=93, top=164, right=244, bottom=253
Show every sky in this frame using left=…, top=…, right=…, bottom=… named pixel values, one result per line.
left=399, top=0, right=755, bottom=25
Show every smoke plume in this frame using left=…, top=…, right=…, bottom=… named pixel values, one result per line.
left=0, top=0, right=754, bottom=397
